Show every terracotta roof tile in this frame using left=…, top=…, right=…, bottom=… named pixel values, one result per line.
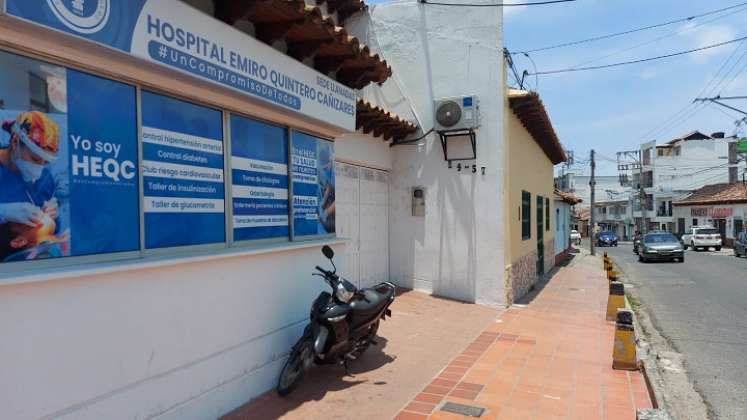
left=508, top=90, right=566, bottom=165
left=673, top=182, right=747, bottom=206
left=214, top=0, right=390, bottom=89
left=554, top=189, right=582, bottom=205
left=356, top=99, right=418, bottom=141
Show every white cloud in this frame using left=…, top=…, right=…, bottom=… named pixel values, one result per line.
left=639, top=67, right=661, bottom=80
left=503, top=0, right=527, bottom=18
left=679, top=23, right=737, bottom=62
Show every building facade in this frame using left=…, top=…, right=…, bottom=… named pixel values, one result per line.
left=673, top=182, right=747, bottom=246
left=631, top=132, right=746, bottom=233
left=0, top=1, right=519, bottom=419
left=505, top=90, right=566, bottom=304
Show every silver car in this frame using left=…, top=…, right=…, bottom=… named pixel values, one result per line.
left=638, top=232, right=685, bottom=263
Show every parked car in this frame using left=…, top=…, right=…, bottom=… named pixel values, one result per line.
left=735, top=231, right=747, bottom=258
left=638, top=232, right=685, bottom=263
left=681, top=226, right=722, bottom=251
left=570, top=230, right=581, bottom=245
left=596, top=231, right=618, bottom=247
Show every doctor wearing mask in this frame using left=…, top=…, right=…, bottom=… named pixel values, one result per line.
left=0, top=111, right=60, bottom=230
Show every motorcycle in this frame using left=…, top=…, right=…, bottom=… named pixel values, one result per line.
left=277, top=245, right=396, bottom=395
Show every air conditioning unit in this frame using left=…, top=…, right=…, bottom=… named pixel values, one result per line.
left=433, top=95, right=480, bottom=132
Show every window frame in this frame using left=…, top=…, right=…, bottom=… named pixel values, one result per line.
left=521, top=190, right=531, bottom=240
left=290, top=129, right=336, bottom=242
left=0, top=47, right=337, bottom=276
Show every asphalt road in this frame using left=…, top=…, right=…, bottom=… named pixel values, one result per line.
left=602, top=243, right=747, bottom=420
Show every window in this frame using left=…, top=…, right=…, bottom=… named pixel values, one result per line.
left=0, top=48, right=337, bottom=273
left=230, top=115, right=289, bottom=242
left=141, top=91, right=226, bottom=249
left=692, top=218, right=698, bottom=227
left=29, top=72, right=50, bottom=111
left=545, top=198, right=550, bottom=231
left=522, top=191, right=531, bottom=240
left=292, top=132, right=336, bottom=238
left=0, top=50, right=140, bottom=264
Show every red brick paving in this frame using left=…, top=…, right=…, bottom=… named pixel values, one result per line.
left=395, top=252, right=653, bottom=420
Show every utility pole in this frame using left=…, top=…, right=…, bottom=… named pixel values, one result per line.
left=590, top=149, right=596, bottom=256
left=639, top=149, right=647, bottom=235
left=617, top=149, right=645, bottom=237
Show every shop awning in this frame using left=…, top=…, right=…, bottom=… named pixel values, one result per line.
left=213, top=0, right=391, bottom=89
left=508, top=89, right=566, bottom=165
left=356, top=99, right=418, bottom=141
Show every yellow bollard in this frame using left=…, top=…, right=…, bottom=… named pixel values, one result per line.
left=607, top=270, right=618, bottom=282
left=606, top=281, right=625, bottom=320
left=613, top=309, right=638, bottom=370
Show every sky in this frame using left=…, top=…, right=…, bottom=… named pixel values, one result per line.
left=369, top=0, right=747, bottom=175
left=503, top=0, right=747, bottom=175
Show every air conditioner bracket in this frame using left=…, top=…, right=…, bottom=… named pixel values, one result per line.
left=438, top=128, right=476, bottom=162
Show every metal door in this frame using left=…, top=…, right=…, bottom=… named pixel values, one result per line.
left=537, top=196, right=544, bottom=276
left=359, top=167, right=390, bottom=289
left=335, top=163, right=360, bottom=286
left=335, top=162, right=390, bottom=289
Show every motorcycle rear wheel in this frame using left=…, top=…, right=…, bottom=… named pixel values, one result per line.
left=277, top=336, right=313, bottom=396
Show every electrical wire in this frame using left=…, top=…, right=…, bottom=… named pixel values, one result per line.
left=568, top=4, right=747, bottom=69
left=420, top=0, right=576, bottom=7
left=622, top=39, right=747, bottom=150
left=528, top=35, right=747, bottom=76
left=390, top=128, right=435, bottom=147
left=515, top=2, right=747, bottom=54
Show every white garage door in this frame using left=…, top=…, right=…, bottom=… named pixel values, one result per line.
left=335, top=162, right=390, bottom=289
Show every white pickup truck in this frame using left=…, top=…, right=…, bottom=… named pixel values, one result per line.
left=682, top=226, right=722, bottom=251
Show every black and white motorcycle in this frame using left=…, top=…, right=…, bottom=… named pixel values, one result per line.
left=277, top=245, right=396, bottom=395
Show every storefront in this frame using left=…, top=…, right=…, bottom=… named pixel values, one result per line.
left=673, top=183, right=747, bottom=246
left=0, top=1, right=403, bottom=419
left=0, top=0, right=508, bottom=418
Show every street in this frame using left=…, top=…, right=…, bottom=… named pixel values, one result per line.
left=602, top=242, right=747, bottom=420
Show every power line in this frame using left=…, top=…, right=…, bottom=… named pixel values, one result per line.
left=528, top=35, right=747, bottom=75
left=420, top=0, right=576, bottom=7
left=515, top=2, right=747, bottom=54
left=568, top=5, right=747, bottom=69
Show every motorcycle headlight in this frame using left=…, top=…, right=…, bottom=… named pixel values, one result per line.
left=336, top=280, right=354, bottom=303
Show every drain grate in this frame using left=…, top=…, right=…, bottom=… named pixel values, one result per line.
left=440, top=402, right=486, bottom=417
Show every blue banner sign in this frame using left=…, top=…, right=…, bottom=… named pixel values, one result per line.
left=230, top=115, right=289, bottom=241
left=4, top=0, right=356, bottom=131
left=141, top=91, right=225, bottom=249
left=0, top=50, right=139, bottom=263
left=292, top=133, right=335, bottom=237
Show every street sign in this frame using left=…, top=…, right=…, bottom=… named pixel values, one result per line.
left=737, top=138, right=747, bottom=153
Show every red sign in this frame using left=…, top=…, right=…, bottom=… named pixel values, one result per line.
left=690, top=207, right=733, bottom=218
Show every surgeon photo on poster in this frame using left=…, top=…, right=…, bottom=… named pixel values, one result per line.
left=0, top=55, right=70, bottom=263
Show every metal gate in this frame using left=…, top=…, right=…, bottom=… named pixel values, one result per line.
left=335, top=162, right=390, bottom=289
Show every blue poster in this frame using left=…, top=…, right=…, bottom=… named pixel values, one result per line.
left=292, top=133, right=335, bottom=237
left=141, top=91, right=225, bottom=249
left=5, top=0, right=356, bottom=131
left=0, top=50, right=139, bottom=263
left=67, top=70, right=139, bottom=256
left=230, top=116, right=289, bottom=241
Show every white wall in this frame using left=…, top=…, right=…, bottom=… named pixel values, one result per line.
left=0, top=243, right=344, bottom=420
left=353, top=1, right=505, bottom=306
left=554, top=201, right=570, bottom=255
left=652, top=139, right=745, bottom=194
left=335, top=131, right=393, bottom=170
left=573, top=175, right=626, bottom=207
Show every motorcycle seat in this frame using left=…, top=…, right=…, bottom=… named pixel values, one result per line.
left=350, top=283, right=394, bottom=314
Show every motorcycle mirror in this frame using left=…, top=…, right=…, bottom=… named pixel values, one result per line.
left=322, top=245, right=334, bottom=259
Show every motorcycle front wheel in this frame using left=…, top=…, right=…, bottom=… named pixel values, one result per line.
left=277, top=336, right=314, bottom=396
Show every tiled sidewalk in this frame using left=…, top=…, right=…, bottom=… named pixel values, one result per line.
left=395, top=251, right=653, bottom=420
